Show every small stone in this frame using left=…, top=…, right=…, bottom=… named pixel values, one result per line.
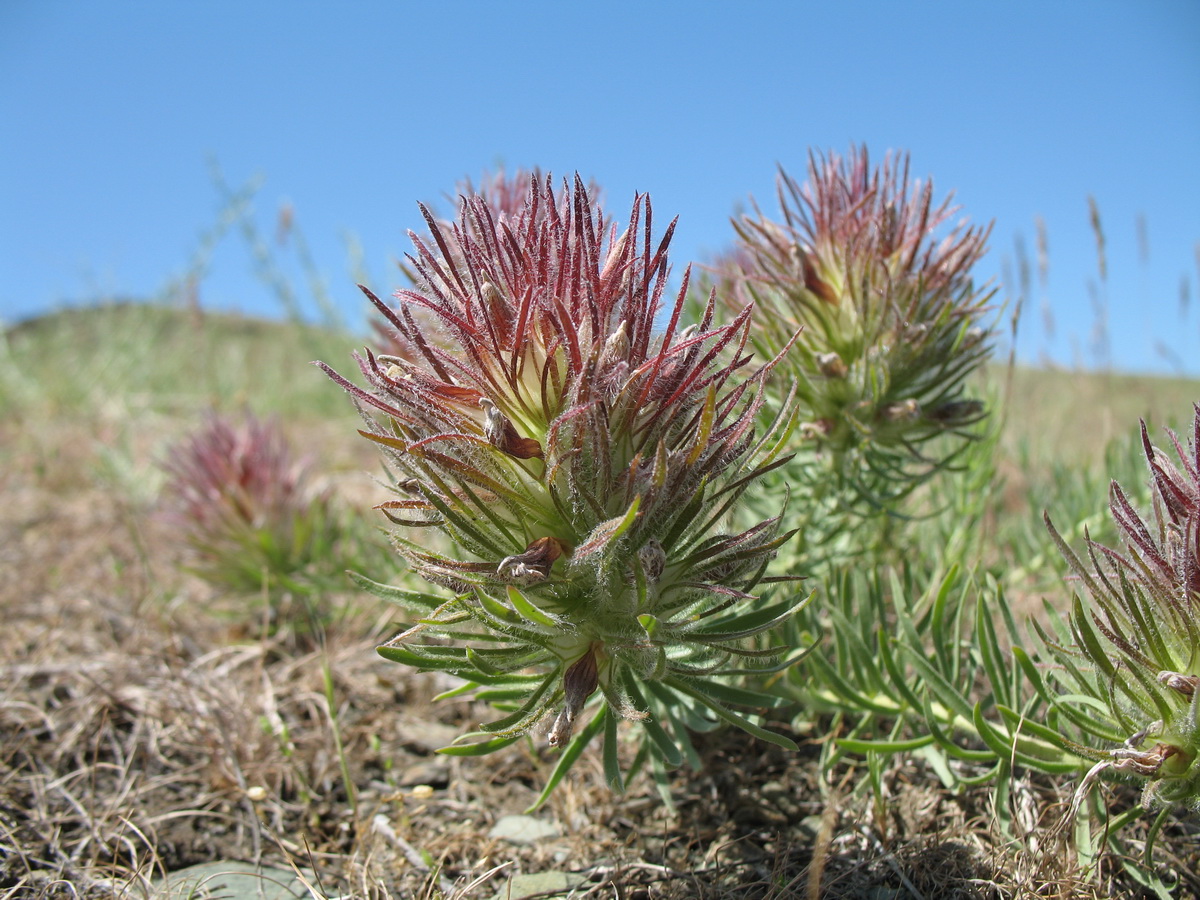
left=399, top=719, right=460, bottom=754
left=798, top=814, right=825, bottom=837
left=490, top=871, right=586, bottom=900
left=488, top=814, right=560, bottom=846
left=760, top=780, right=801, bottom=819
left=398, top=758, right=449, bottom=787
left=152, top=861, right=314, bottom=900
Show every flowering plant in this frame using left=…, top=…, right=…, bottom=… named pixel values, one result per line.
left=1043, top=408, right=1200, bottom=811
left=321, top=173, right=810, bottom=793
left=159, top=410, right=338, bottom=595
left=712, top=147, right=994, bottom=519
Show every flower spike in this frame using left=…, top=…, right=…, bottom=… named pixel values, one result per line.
left=712, top=146, right=996, bottom=513
left=1046, top=405, right=1200, bottom=810
left=321, top=171, right=809, bottom=790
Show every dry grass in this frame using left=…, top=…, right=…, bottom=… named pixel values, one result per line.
left=2, top=306, right=1198, bottom=899
left=992, top=365, right=1200, bottom=468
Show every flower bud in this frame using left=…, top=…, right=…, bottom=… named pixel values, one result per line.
left=548, top=645, right=601, bottom=748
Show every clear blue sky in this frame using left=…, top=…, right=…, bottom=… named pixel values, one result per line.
left=2, top=1, right=1198, bottom=373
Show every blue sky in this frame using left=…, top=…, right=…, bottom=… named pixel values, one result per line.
left=2, top=1, right=1198, bottom=373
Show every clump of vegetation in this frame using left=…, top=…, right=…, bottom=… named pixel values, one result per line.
left=158, top=409, right=340, bottom=596
left=321, top=172, right=811, bottom=797
left=1044, top=407, right=1200, bottom=812
left=711, top=147, right=995, bottom=523
left=313, top=154, right=1197, bottom=891
left=7, top=149, right=1199, bottom=899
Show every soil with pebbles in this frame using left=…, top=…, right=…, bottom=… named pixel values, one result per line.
left=3, top=416, right=1197, bottom=900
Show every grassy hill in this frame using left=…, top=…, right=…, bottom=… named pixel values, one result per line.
left=992, top=363, right=1199, bottom=466
left=8, top=300, right=1196, bottom=462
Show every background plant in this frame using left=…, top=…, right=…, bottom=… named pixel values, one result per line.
left=705, top=147, right=996, bottom=564
left=685, top=151, right=1200, bottom=891
left=691, top=148, right=1012, bottom=763
left=1039, top=408, right=1200, bottom=814
left=158, top=408, right=343, bottom=599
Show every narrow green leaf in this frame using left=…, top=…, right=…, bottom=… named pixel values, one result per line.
left=823, top=603, right=888, bottom=696
left=574, top=496, right=642, bottom=560
left=437, top=734, right=522, bottom=756
left=465, top=646, right=506, bottom=677
left=877, top=627, right=923, bottom=711
left=473, top=587, right=522, bottom=626
left=472, top=685, right=546, bottom=704
left=479, top=668, right=560, bottom=736
left=665, top=677, right=798, bottom=750
left=929, top=565, right=959, bottom=652
left=976, top=592, right=1011, bottom=708
left=1012, top=645, right=1055, bottom=705
left=902, top=644, right=975, bottom=722
left=1047, top=693, right=1126, bottom=743
left=645, top=682, right=707, bottom=768
left=377, top=643, right=470, bottom=668
left=805, top=651, right=902, bottom=715
left=621, top=673, right=684, bottom=768
left=347, top=571, right=448, bottom=613
left=658, top=478, right=709, bottom=550
left=921, top=695, right=996, bottom=762
left=676, top=677, right=790, bottom=710
left=992, top=758, right=1014, bottom=841
left=603, top=708, right=623, bottom=792
left=838, top=734, right=936, bottom=754
left=690, top=591, right=813, bottom=641
left=970, top=701, right=1017, bottom=759
left=685, top=386, right=717, bottom=467
left=638, top=613, right=659, bottom=638
left=995, top=705, right=1089, bottom=769
left=507, top=585, right=559, bottom=629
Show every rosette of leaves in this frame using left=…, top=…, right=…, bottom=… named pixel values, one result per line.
left=320, top=173, right=810, bottom=795
left=1041, top=408, right=1200, bottom=812
left=714, top=147, right=995, bottom=516
left=159, top=410, right=338, bottom=595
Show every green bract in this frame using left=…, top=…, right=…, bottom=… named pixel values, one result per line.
left=321, top=173, right=811, bottom=794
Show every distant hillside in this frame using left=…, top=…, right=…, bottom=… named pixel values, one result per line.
left=986, top=364, right=1199, bottom=468
left=5, top=301, right=1197, bottom=466
left=1, top=301, right=361, bottom=422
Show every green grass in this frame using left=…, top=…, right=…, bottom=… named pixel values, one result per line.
left=0, top=300, right=360, bottom=423
left=993, top=364, right=1199, bottom=468
left=7, top=301, right=1195, bottom=450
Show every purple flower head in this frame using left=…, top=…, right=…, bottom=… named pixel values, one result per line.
left=322, top=172, right=807, bottom=774
left=715, top=147, right=995, bottom=506
left=159, top=410, right=335, bottom=593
